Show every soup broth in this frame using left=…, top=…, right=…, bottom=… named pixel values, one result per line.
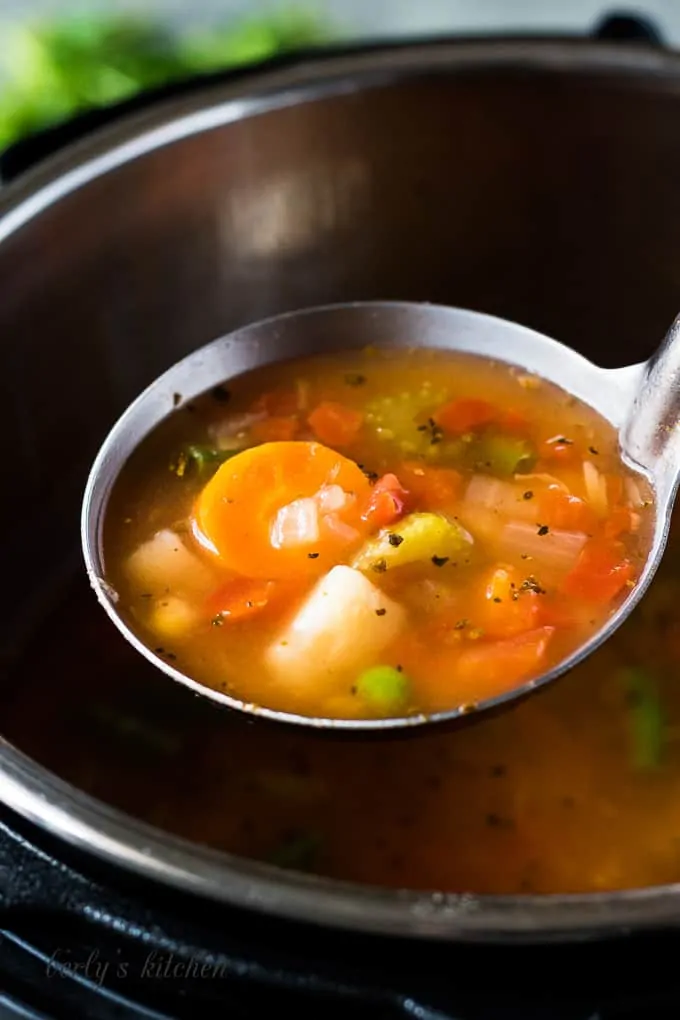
left=102, top=348, right=652, bottom=719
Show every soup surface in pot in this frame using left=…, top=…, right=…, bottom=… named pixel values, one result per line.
left=3, top=509, right=680, bottom=894
left=101, top=348, right=652, bottom=720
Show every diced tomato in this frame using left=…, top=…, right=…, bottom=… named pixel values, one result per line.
left=603, top=506, right=640, bottom=540
left=250, top=416, right=299, bottom=443
left=307, top=401, right=363, bottom=447
left=563, top=540, right=634, bottom=603
left=433, top=398, right=497, bottom=434
left=496, top=409, right=529, bottom=434
left=538, top=486, right=598, bottom=533
left=398, top=461, right=462, bottom=511
left=454, top=626, right=556, bottom=695
left=472, top=564, right=543, bottom=639
left=361, top=473, right=408, bottom=530
left=252, top=389, right=299, bottom=417
left=204, top=578, right=286, bottom=622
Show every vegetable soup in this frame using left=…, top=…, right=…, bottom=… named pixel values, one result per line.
left=102, top=348, right=653, bottom=719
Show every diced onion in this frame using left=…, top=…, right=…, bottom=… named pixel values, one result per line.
left=322, top=513, right=360, bottom=543
left=270, top=498, right=320, bottom=548
left=583, top=461, right=608, bottom=517
left=209, top=411, right=266, bottom=449
left=496, top=520, right=587, bottom=571
left=315, top=484, right=354, bottom=513
left=463, top=475, right=540, bottom=522
left=625, top=477, right=645, bottom=508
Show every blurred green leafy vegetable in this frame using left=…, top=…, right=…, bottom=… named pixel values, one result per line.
left=0, top=8, right=329, bottom=150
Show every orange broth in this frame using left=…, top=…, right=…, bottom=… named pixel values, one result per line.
left=102, top=348, right=653, bottom=719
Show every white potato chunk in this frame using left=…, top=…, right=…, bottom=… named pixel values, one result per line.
left=125, top=529, right=215, bottom=599
left=149, top=596, right=202, bottom=641
left=265, top=565, right=405, bottom=696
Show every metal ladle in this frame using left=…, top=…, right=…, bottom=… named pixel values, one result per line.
left=81, top=301, right=676, bottom=731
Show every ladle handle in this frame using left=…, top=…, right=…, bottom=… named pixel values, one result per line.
left=620, top=313, right=680, bottom=494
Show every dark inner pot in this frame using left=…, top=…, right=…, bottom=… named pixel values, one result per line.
left=3, top=37, right=680, bottom=942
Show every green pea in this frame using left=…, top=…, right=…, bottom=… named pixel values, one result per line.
left=355, top=665, right=411, bottom=711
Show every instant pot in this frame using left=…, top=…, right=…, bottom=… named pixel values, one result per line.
left=1, top=10, right=680, bottom=1018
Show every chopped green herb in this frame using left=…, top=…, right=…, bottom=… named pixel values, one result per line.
left=621, top=668, right=665, bottom=770
left=171, top=444, right=237, bottom=479
left=469, top=434, right=537, bottom=477
left=387, top=533, right=404, bottom=547
left=267, top=830, right=321, bottom=872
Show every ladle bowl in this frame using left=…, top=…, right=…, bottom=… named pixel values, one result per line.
left=81, top=301, right=676, bottom=731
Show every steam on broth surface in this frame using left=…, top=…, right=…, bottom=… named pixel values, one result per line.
left=101, top=347, right=653, bottom=719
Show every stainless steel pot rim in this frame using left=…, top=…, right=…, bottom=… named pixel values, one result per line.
left=3, top=35, right=680, bottom=939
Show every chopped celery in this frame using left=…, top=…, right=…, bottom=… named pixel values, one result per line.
left=364, top=387, right=448, bottom=456
left=467, top=434, right=536, bottom=477
left=356, top=665, right=411, bottom=711
left=267, top=830, right=321, bottom=871
left=352, top=512, right=473, bottom=572
left=620, top=668, right=665, bottom=770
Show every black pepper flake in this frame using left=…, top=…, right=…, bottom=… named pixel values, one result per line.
left=454, top=619, right=468, bottom=630
left=387, top=533, right=404, bottom=547
left=307, top=552, right=320, bottom=559
left=358, top=464, right=379, bottom=482
left=350, top=686, right=357, bottom=695
left=375, top=608, right=387, bottom=616
left=491, top=764, right=506, bottom=778
left=523, top=491, right=533, bottom=500
left=537, top=524, right=549, bottom=536
left=520, top=576, right=546, bottom=595
left=589, top=446, right=599, bottom=455
left=396, top=664, right=403, bottom=672
left=140, top=593, right=152, bottom=599
left=172, top=392, right=182, bottom=407
left=493, top=597, right=502, bottom=603
left=345, top=373, right=366, bottom=387
left=211, top=385, right=231, bottom=403
left=431, top=555, right=449, bottom=567
left=211, top=615, right=224, bottom=627
left=371, top=558, right=388, bottom=573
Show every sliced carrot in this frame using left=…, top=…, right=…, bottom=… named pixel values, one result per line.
left=433, top=398, right=496, bottom=434
left=308, top=401, right=363, bottom=447
left=471, top=564, right=543, bottom=639
left=562, top=539, right=634, bottom=603
left=453, top=626, right=556, bottom=695
left=192, top=441, right=371, bottom=579
left=537, top=486, right=598, bottom=533
left=251, top=416, right=299, bottom=443
left=399, top=461, right=462, bottom=511
left=361, top=473, right=408, bottom=530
